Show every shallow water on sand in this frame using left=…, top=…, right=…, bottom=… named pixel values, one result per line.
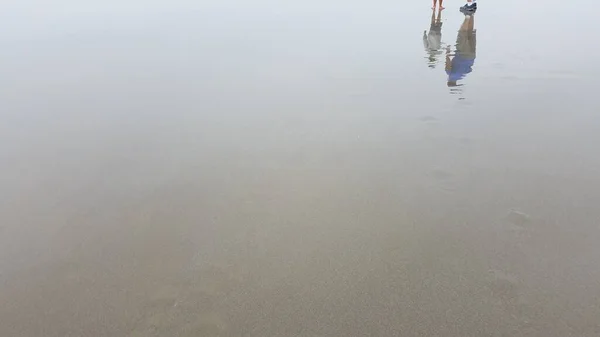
left=1, top=0, right=600, bottom=336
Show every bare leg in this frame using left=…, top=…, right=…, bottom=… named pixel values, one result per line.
left=432, top=0, right=437, bottom=9
left=439, top=0, right=445, bottom=9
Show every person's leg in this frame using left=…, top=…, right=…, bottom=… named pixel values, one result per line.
left=432, top=0, right=437, bottom=9
left=439, top=0, right=445, bottom=10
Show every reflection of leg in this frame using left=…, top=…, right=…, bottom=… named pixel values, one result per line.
left=459, top=15, right=472, bottom=31
left=436, top=8, right=442, bottom=22
left=468, top=16, right=476, bottom=53
left=459, top=15, right=474, bottom=31
left=431, top=9, right=436, bottom=26
left=456, top=16, right=476, bottom=57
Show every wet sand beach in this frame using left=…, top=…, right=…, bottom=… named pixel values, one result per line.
left=1, top=0, right=600, bottom=336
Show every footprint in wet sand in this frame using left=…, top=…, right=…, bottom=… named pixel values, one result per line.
left=128, top=263, right=238, bottom=337
left=458, top=137, right=473, bottom=145
left=487, top=269, right=520, bottom=303
left=428, top=169, right=456, bottom=192
left=179, top=313, right=229, bottom=337
left=147, top=285, right=181, bottom=308
left=505, top=210, right=531, bottom=228
left=430, top=169, right=453, bottom=181
left=183, top=263, right=243, bottom=295
left=419, top=115, right=438, bottom=123
left=129, top=285, right=223, bottom=337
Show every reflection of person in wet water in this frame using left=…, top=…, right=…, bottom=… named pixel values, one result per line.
left=423, top=9, right=443, bottom=68
left=446, top=14, right=476, bottom=87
